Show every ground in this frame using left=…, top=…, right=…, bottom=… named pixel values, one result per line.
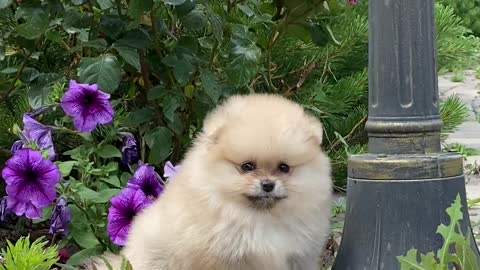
left=440, top=69, right=480, bottom=245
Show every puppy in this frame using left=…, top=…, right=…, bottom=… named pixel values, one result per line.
left=86, top=94, right=332, bottom=270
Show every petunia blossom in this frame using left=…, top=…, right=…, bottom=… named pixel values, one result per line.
left=127, top=164, right=163, bottom=200
left=107, top=187, right=150, bottom=246
left=49, top=197, right=71, bottom=235
left=121, top=132, right=139, bottom=165
left=60, top=80, right=114, bottom=132
left=163, top=161, right=180, bottom=179
left=1, top=149, right=61, bottom=219
left=349, top=0, right=357, bottom=5
left=21, top=114, right=55, bottom=160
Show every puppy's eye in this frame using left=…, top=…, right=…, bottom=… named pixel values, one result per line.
left=241, top=162, right=256, bottom=172
left=278, top=163, right=290, bottom=173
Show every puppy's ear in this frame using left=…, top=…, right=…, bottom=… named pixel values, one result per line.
left=305, top=115, right=324, bottom=146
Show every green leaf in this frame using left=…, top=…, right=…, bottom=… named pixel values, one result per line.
left=67, top=247, right=102, bottom=266
left=96, top=0, right=113, bottom=10
left=226, top=44, right=261, bottom=86
left=148, top=84, right=166, bottom=100
left=96, top=188, right=121, bottom=203
left=124, top=107, right=154, bottom=126
left=161, top=95, right=182, bottom=122
left=20, top=67, right=39, bottom=82
left=70, top=39, right=108, bottom=52
left=128, top=0, right=153, bottom=19
left=101, top=175, right=121, bottom=187
left=78, top=54, right=122, bottom=93
left=200, top=71, right=221, bottom=102
left=181, top=9, right=208, bottom=31
left=77, top=186, right=99, bottom=201
left=0, top=0, right=12, bottom=8
left=145, top=127, right=173, bottom=164
left=28, top=73, right=61, bottom=109
left=163, top=0, right=186, bottom=5
left=114, top=45, right=141, bottom=71
left=96, top=144, right=122, bottom=158
left=162, top=55, right=195, bottom=86
left=63, top=9, right=94, bottom=32
left=174, top=0, right=196, bottom=16
left=226, top=25, right=261, bottom=87
left=72, top=227, right=100, bottom=249
left=15, top=6, right=49, bottom=39
left=98, top=15, right=126, bottom=39
left=455, top=232, right=479, bottom=270
left=436, top=194, right=463, bottom=265
left=116, top=28, right=152, bottom=49
left=311, top=24, right=329, bottom=47
left=206, top=7, right=223, bottom=42
left=397, top=249, right=436, bottom=270
left=281, top=22, right=311, bottom=42
left=58, top=161, right=77, bottom=177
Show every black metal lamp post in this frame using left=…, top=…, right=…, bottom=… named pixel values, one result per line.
left=332, top=0, right=480, bottom=269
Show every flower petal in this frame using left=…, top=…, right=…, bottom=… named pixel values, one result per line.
left=91, top=100, right=114, bottom=125
left=128, top=165, right=163, bottom=199
left=25, top=203, right=42, bottom=220
left=73, top=114, right=97, bottom=133
left=107, top=188, right=150, bottom=245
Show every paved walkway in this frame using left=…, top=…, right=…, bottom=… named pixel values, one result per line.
left=439, top=70, right=480, bottom=239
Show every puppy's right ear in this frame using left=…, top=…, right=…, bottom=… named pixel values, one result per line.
left=201, top=108, right=227, bottom=145
left=305, top=114, right=324, bottom=146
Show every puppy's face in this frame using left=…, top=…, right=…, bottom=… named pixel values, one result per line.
left=201, top=96, right=326, bottom=211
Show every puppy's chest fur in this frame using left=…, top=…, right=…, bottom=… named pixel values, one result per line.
left=192, top=215, right=319, bottom=269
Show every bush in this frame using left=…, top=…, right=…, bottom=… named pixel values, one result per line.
left=441, top=0, right=480, bottom=37
left=0, top=0, right=476, bottom=265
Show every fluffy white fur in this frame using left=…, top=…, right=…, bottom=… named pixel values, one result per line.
left=85, top=94, right=332, bottom=270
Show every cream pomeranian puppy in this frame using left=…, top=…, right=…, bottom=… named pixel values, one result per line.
left=86, top=94, right=332, bottom=270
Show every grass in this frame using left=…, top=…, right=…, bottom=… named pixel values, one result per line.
left=451, top=69, right=465, bottom=82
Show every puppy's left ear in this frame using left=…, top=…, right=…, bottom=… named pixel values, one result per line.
left=306, top=115, right=324, bottom=146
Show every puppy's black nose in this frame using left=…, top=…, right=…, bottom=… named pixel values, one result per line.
left=261, top=180, right=275, bottom=193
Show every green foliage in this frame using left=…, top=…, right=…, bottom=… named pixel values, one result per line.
left=440, top=0, right=480, bottom=37
left=439, top=95, right=470, bottom=137
left=451, top=69, right=465, bottom=82
left=435, top=3, right=480, bottom=70
left=443, top=143, right=480, bottom=159
left=0, top=236, right=58, bottom=270
left=397, top=194, right=479, bottom=270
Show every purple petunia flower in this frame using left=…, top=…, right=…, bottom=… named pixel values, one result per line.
left=1, top=149, right=61, bottom=219
left=0, top=196, right=8, bottom=222
left=60, top=80, right=114, bottom=133
left=107, top=187, right=150, bottom=246
left=49, top=197, right=71, bottom=235
left=127, top=164, right=163, bottom=200
left=21, top=114, right=55, bottom=160
left=121, top=133, right=139, bottom=165
left=348, top=0, right=357, bottom=5
left=10, top=140, right=24, bottom=154
left=163, top=161, right=180, bottom=179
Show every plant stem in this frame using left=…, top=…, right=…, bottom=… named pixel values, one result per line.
left=266, top=26, right=281, bottom=91
left=1, top=49, right=33, bottom=102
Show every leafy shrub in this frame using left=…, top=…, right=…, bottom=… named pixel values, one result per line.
left=440, top=0, right=480, bottom=37
left=0, top=236, right=58, bottom=270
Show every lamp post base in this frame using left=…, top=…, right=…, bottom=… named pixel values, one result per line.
left=332, top=174, right=480, bottom=270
